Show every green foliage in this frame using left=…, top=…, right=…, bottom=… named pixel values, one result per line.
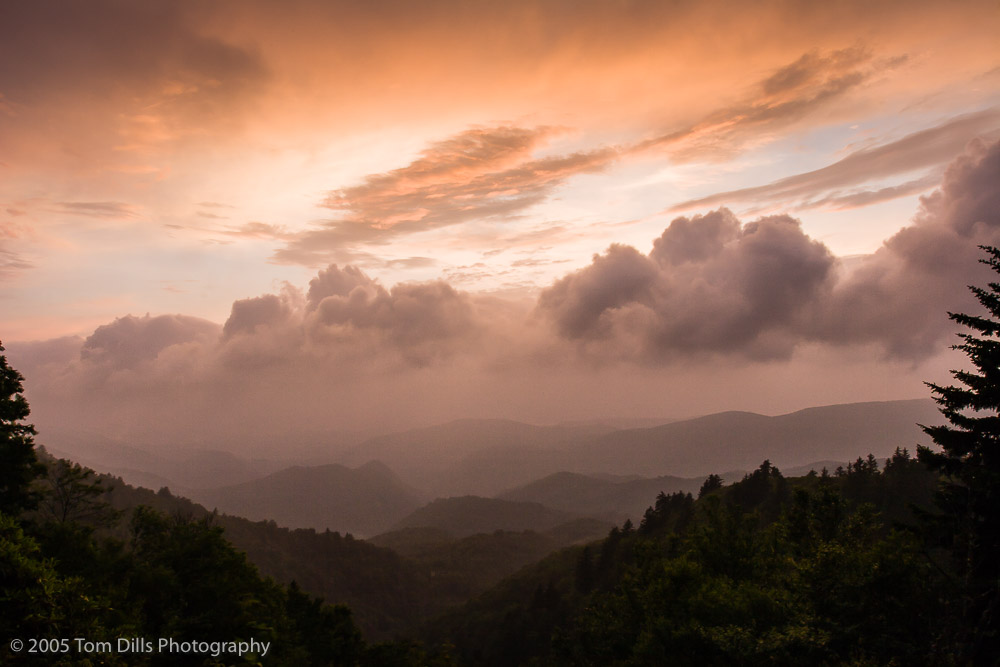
left=0, top=343, right=44, bottom=514
left=697, top=474, right=723, bottom=499
left=36, top=455, right=121, bottom=526
left=0, top=511, right=125, bottom=667
left=919, top=244, right=1000, bottom=660
left=431, top=458, right=948, bottom=666
left=285, top=581, right=365, bottom=666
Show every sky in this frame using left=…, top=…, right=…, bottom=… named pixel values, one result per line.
left=2, top=0, right=999, bottom=451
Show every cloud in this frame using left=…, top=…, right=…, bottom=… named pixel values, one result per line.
left=81, top=314, right=220, bottom=370
left=635, top=47, right=890, bottom=162
left=56, top=201, right=140, bottom=219
left=220, top=222, right=296, bottom=241
left=306, top=270, right=480, bottom=365
left=539, top=209, right=835, bottom=359
left=0, top=247, right=32, bottom=279
left=269, top=48, right=965, bottom=271
left=668, top=109, right=1000, bottom=212
left=306, top=264, right=380, bottom=310
left=539, top=138, right=1000, bottom=360
left=2, top=336, right=82, bottom=371
left=807, top=137, right=1000, bottom=356
left=9, top=137, right=997, bottom=450
left=805, top=173, right=943, bottom=211
left=273, top=126, right=618, bottom=266
left=222, top=294, right=296, bottom=340
left=0, top=0, right=268, bottom=184
left=0, top=2, right=263, bottom=99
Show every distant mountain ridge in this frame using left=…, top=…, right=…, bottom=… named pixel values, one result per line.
left=340, top=398, right=937, bottom=495
left=498, top=471, right=705, bottom=523
left=389, top=496, right=581, bottom=537
left=569, top=399, right=938, bottom=478
left=40, top=399, right=938, bottom=529
left=338, top=419, right=615, bottom=496
left=191, top=460, right=426, bottom=537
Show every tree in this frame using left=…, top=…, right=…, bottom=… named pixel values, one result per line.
left=0, top=342, right=43, bottom=515
left=37, top=457, right=119, bottom=526
left=698, top=474, right=723, bottom=499
left=918, top=245, right=1000, bottom=661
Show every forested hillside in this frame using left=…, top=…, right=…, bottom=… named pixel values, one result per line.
left=5, top=247, right=1000, bottom=665
left=425, top=454, right=944, bottom=665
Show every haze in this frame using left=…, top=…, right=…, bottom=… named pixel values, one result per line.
left=2, top=0, right=1000, bottom=456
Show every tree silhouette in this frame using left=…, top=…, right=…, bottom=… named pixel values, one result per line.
left=0, top=342, right=43, bottom=514
left=919, top=245, right=1000, bottom=660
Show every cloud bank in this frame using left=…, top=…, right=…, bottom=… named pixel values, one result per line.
left=6, top=139, right=998, bottom=446
left=542, top=138, right=1000, bottom=359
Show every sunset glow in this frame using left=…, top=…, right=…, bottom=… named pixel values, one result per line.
left=2, top=0, right=999, bottom=442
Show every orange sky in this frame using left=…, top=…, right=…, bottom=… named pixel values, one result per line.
left=2, top=0, right=999, bottom=439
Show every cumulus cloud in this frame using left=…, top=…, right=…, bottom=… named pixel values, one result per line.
left=306, top=264, right=380, bottom=309
left=539, top=209, right=835, bottom=359
left=6, top=139, right=997, bottom=455
left=81, top=314, right=220, bottom=370
left=539, top=138, right=1000, bottom=360
left=808, top=137, right=1000, bottom=356
left=305, top=269, right=480, bottom=365
left=223, top=294, right=295, bottom=339
left=18, top=140, right=1000, bottom=377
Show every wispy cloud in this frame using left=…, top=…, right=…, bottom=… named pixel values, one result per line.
left=56, top=201, right=140, bottom=219
left=273, top=126, right=619, bottom=266
left=0, top=247, right=32, bottom=279
left=270, top=48, right=943, bottom=269
left=220, top=222, right=296, bottom=241
left=668, top=109, right=1000, bottom=213
left=635, top=47, right=894, bottom=162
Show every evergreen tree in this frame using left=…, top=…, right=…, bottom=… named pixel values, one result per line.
left=918, top=244, right=1000, bottom=660
left=698, top=474, right=723, bottom=498
left=0, top=342, right=43, bottom=514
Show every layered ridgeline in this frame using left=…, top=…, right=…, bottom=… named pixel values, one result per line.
left=330, top=399, right=939, bottom=497
left=498, top=472, right=705, bottom=524
left=43, top=400, right=937, bottom=507
left=190, top=461, right=427, bottom=536
left=4, top=429, right=968, bottom=665
left=24, top=399, right=939, bottom=543
left=422, top=454, right=945, bottom=666
left=36, top=457, right=609, bottom=639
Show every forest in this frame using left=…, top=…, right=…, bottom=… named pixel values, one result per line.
left=3, top=248, right=1000, bottom=665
